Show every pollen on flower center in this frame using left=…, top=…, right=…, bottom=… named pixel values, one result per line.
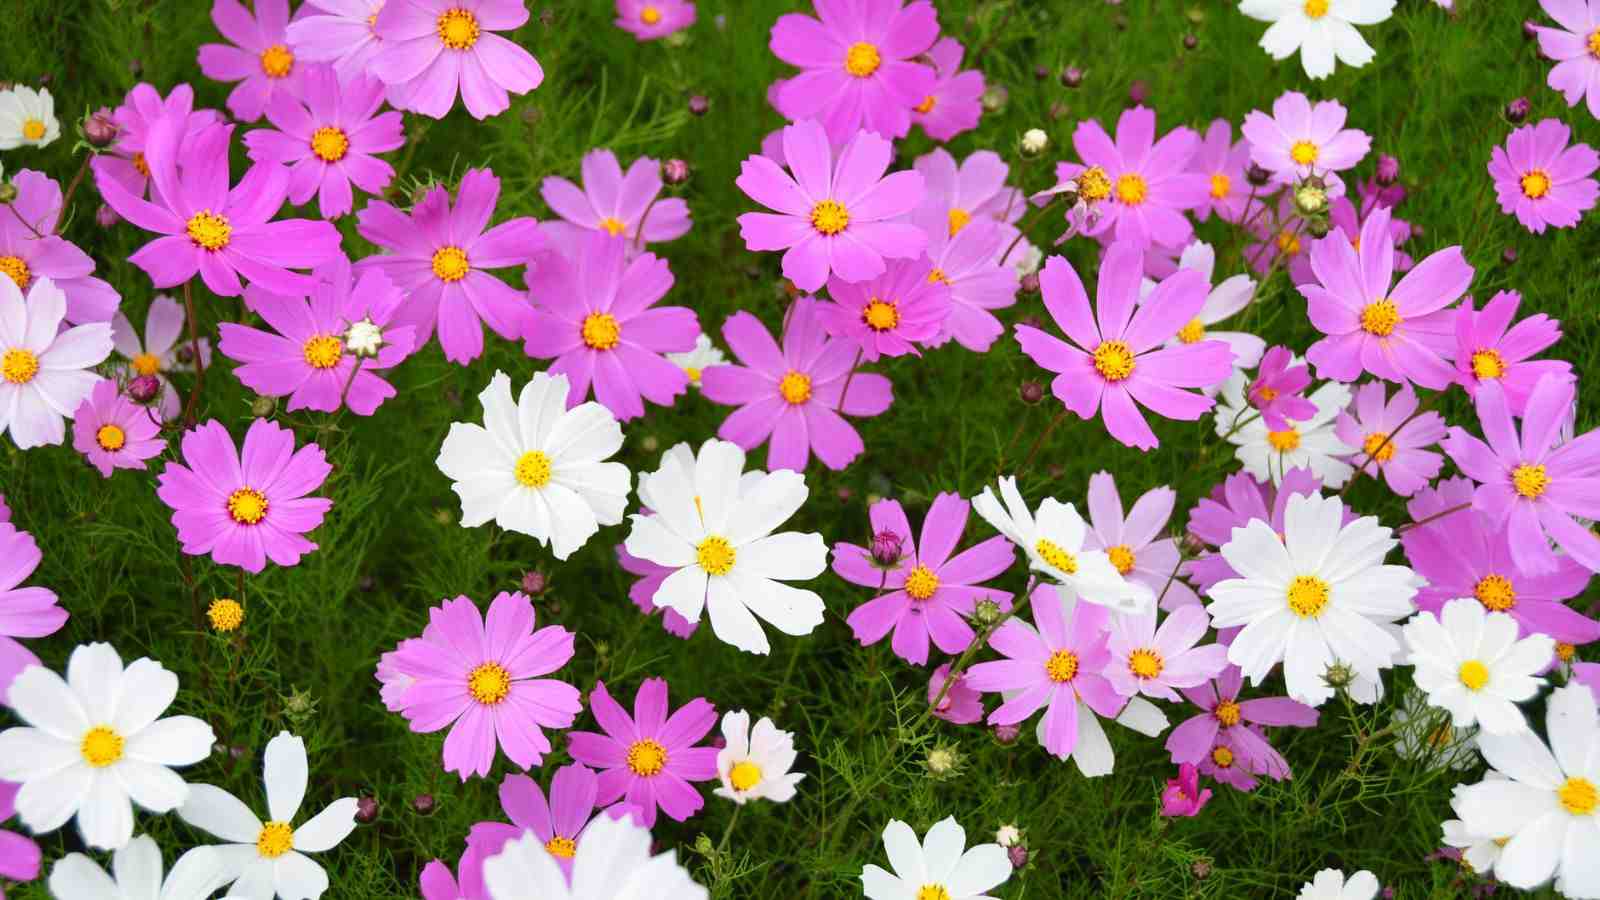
left=467, top=661, right=512, bottom=705
left=1289, top=140, right=1320, bottom=165
left=809, top=200, right=850, bottom=235
left=1209, top=173, right=1231, bottom=199
left=844, top=41, right=881, bottom=77
left=436, top=8, right=480, bottom=49
left=226, top=488, right=269, bottom=525
left=0, top=255, right=30, bottom=290
left=1214, top=700, right=1242, bottom=727
left=132, top=152, right=151, bottom=177
left=1285, top=575, right=1330, bottom=618
left=259, top=44, right=294, bottom=78
left=904, top=565, right=940, bottom=601
left=1128, top=648, right=1164, bottom=679
left=1044, top=649, right=1079, bottom=683
left=1034, top=538, right=1078, bottom=575
left=1092, top=340, right=1136, bottom=382
left=1362, top=431, right=1396, bottom=464
left=256, top=821, right=294, bottom=858
left=80, top=726, right=124, bottom=767
left=96, top=424, right=127, bottom=451
left=431, top=246, right=470, bottom=282
left=1520, top=169, right=1551, bottom=199
left=640, top=4, right=662, bottom=24
left=582, top=312, right=622, bottom=350
left=697, top=535, right=737, bottom=576
left=778, top=370, right=811, bottom=405
left=626, top=738, right=668, bottom=776
left=1267, top=428, right=1300, bottom=452
left=1, top=348, right=39, bottom=385
left=947, top=208, right=971, bottom=236
left=1276, top=230, right=1303, bottom=256
left=302, top=335, right=343, bottom=369
left=1559, top=642, right=1576, bottom=662
left=1473, top=573, right=1517, bottom=611
left=514, top=450, right=552, bottom=488
left=1211, top=746, right=1235, bottom=767
left=1079, top=166, right=1112, bottom=203
left=1176, top=318, right=1205, bottom=344
left=1457, top=659, right=1490, bottom=691
left=1303, top=0, right=1329, bottom=18
left=310, top=126, right=349, bottom=163
left=1589, top=27, right=1600, bottom=57
left=545, top=836, right=577, bottom=858
left=599, top=216, right=628, bottom=236
left=1559, top=777, right=1598, bottom=816
left=1471, top=349, right=1506, bottom=380
left=1360, top=299, right=1401, bottom=337
left=22, top=119, right=46, bottom=141
left=186, top=210, right=232, bottom=251
left=1107, top=544, right=1136, bottom=575
left=863, top=299, right=899, bottom=332
left=132, top=352, right=162, bottom=376
left=1255, top=386, right=1280, bottom=403
left=1512, top=463, right=1549, bottom=499
left=914, top=95, right=936, bottom=114
left=729, top=760, right=763, bottom=791
left=916, top=886, right=951, bottom=900
left=1114, top=173, right=1148, bottom=205
left=927, top=269, right=949, bottom=285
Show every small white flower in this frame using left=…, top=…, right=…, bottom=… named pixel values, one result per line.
left=664, top=333, right=726, bottom=390
left=1237, top=0, right=1396, bottom=80
left=342, top=318, right=384, bottom=359
left=861, top=817, right=1011, bottom=900
left=482, top=811, right=707, bottom=900
left=0, top=86, right=61, bottom=149
left=0, top=643, right=215, bottom=851
left=973, top=476, right=1151, bottom=613
left=1214, top=367, right=1355, bottom=487
left=1296, top=868, right=1381, bottom=900
left=1139, top=241, right=1265, bottom=386
left=1403, top=598, right=1554, bottom=735
left=1390, top=688, right=1478, bottom=771
left=623, top=438, right=826, bottom=655
left=1441, top=777, right=1510, bottom=878
left=714, top=710, right=804, bottom=805
left=437, top=371, right=632, bottom=560
left=1020, top=128, right=1049, bottom=155
left=0, top=276, right=115, bottom=450
left=50, top=836, right=231, bottom=900
left=994, top=824, right=1022, bottom=848
left=178, top=731, right=359, bottom=900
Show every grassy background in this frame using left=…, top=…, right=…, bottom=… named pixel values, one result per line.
left=4, top=0, right=1600, bottom=896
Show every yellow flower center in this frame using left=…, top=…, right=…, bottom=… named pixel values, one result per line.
left=626, top=738, right=668, bottom=776
left=21, top=119, right=46, bottom=141
left=1512, top=463, right=1549, bottom=499
left=1558, top=642, right=1576, bottom=662
left=778, top=370, right=811, bottom=405
left=1303, top=0, right=1329, bottom=18
left=1471, top=349, right=1506, bottom=380
left=208, top=598, right=245, bottom=632
left=1473, top=574, right=1516, bottom=612
left=226, top=488, right=269, bottom=525
left=599, top=216, right=627, bottom=236
left=514, top=450, right=552, bottom=488
left=310, top=126, right=349, bottom=163
left=1520, top=170, right=1551, bottom=199
left=1276, top=230, right=1302, bottom=255
left=0, top=255, right=30, bottom=291
left=1211, top=746, right=1235, bottom=767
left=916, top=887, right=951, bottom=900
left=1044, top=649, right=1079, bottom=683
left=1559, top=777, right=1598, bottom=816
left=1589, top=27, right=1600, bottom=57
left=259, top=44, right=294, bottom=78
left=863, top=299, right=899, bottom=332
left=302, top=335, right=343, bottom=369
left=1256, top=386, right=1280, bottom=403
left=1128, top=648, right=1164, bottom=679
left=914, top=95, right=936, bottom=114
left=844, top=41, right=881, bottom=77
left=640, top=4, right=662, bottom=24
left=1092, top=340, right=1136, bottom=382
left=697, top=535, right=737, bottom=576
left=927, top=269, right=949, bottom=285
left=1286, top=575, right=1330, bottom=618
left=1, top=348, right=39, bottom=385
left=904, top=565, right=940, bottom=601
left=684, top=366, right=702, bottom=384
left=947, top=208, right=971, bottom=236
left=1362, top=431, right=1396, bottom=463
left=1079, top=166, right=1112, bottom=203
left=1034, top=538, right=1078, bottom=575
left=1289, top=140, right=1319, bottom=166
left=431, top=246, right=470, bottom=282
left=437, top=8, right=480, bottom=49
left=256, top=821, right=294, bottom=858
left=132, top=352, right=162, bottom=376
left=467, top=661, right=512, bottom=705
left=1458, top=659, right=1490, bottom=691
left=96, top=424, right=127, bottom=451
left=1267, top=428, right=1300, bottom=452
left=1176, top=318, right=1205, bottom=344
left=1114, top=173, right=1148, bottom=206
left=80, top=726, right=124, bottom=768
left=582, top=312, right=622, bottom=350
left=1214, top=700, right=1242, bottom=727
left=729, top=760, right=763, bottom=791
left=132, top=152, right=151, bottom=177
left=186, top=210, right=232, bottom=251
left=1209, top=173, right=1231, bottom=199
left=809, top=200, right=850, bottom=235
left=545, top=836, right=577, bottom=858
left=1360, top=299, right=1401, bottom=337
left=1107, top=544, right=1136, bottom=575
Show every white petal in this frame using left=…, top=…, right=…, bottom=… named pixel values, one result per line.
left=0, top=725, right=77, bottom=782
left=704, top=574, right=771, bottom=655
left=725, top=469, right=807, bottom=545
left=879, top=820, right=927, bottom=884
left=113, top=659, right=179, bottom=736
left=77, top=771, right=135, bottom=850
left=263, top=732, right=308, bottom=823
left=7, top=663, right=91, bottom=740
left=734, top=531, right=827, bottom=581
left=1069, top=700, right=1115, bottom=776
left=179, top=784, right=263, bottom=843
left=162, top=847, right=232, bottom=900
left=293, top=798, right=358, bottom=853
left=48, top=853, right=118, bottom=900
left=14, top=763, right=92, bottom=834
left=1115, top=696, right=1169, bottom=737
left=945, top=844, right=1012, bottom=898
left=623, top=513, right=697, bottom=568
left=115, top=759, right=190, bottom=813
left=112, top=834, right=164, bottom=900
left=920, top=818, right=968, bottom=885
left=125, top=716, right=215, bottom=767
left=67, top=642, right=127, bottom=726
left=652, top=564, right=710, bottom=622
left=544, top=401, right=624, bottom=465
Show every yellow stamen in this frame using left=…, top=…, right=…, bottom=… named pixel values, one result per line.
left=1107, top=544, right=1136, bottom=575
left=1078, top=167, right=1111, bottom=203
left=1176, top=318, right=1205, bottom=344
left=132, top=352, right=162, bottom=376
left=582, top=313, right=622, bottom=350
left=1458, top=660, right=1490, bottom=691
left=778, top=370, right=811, bottom=405
left=436, top=8, right=480, bottom=50
left=1034, top=538, right=1077, bottom=575
left=431, top=246, right=470, bottom=282
left=1114, top=173, right=1148, bottom=206
left=1092, top=340, right=1135, bottom=382
left=914, top=95, right=936, bottom=114
left=1, top=348, right=40, bottom=385
left=467, top=662, right=512, bottom=705
left=640, top=5, right=662, bottom=24
left=599, top=217, right=628, bottom=236
left=1471, top=349, right=1506, bottom=380
left=1214, top=700, right=1241, bottom=727
left=21, top=119, right=46, bottom=141
left=863, top=299, right=899, bottom=332
left=0, top=255, right=31, bottom=291
left=207, top=598, right=244, bottom=632
left=729, top=760, right=763, bottom=791
left=514, top=450, right=552, bottom=488
left=1211, top=746, right=1234, bottom=767
left=1289, top=140, right=1319, bottom=166
left=1303, top=0, right=1329, bottom=18
left=132, top=152, right=150, bottom=177
left=545, top=836, right=577, bottom=858
left=1128, top=648, right=1163, bottom=679
left=844, top=42, right=881, bottom=77
left=1473, top=574, right=1516, bottom=612
left=1267, top=428, right=1300, bottom=452
left=904, top=565, right=940, bottom=601
left=1360, top=299, right=1401, bottom=337
left=1520, top=170, right=1551, bottom=199
left=1559, top=777, right=1598, bottom=815
left=259, top=45, right=294, bottom=78
left=1044, top=649, right=1079, bottom=683
left=256, top=821, right=294, bottom=858
left=916, top=887, right=951, bottom=900
left=1276, top=230, right=1302, bottom=256
left=96, top=424, right=126, bottom=451
left=80, top=726, right=124, bottom=768
left=1363, top=431, right=1396, bottom=464
left=310, top=126, right=349, bottom=163
left=809, top=200, right=850, bottom=235
left=1209, top=173, right=1231, bottom=199
left=626, top=738, right=668, bottom=776
left=947, top=208, right=971, bottom=236
left=1285, top=575, right=1330, bottom=618
left=1512, top=464, right=1549, bottom=499
left=186, top=210, right=232, bottom=251
left=302, top=335, right=343, bottom=369
left=226, top=488, right=269, bottom=525
left=697, top=536, right=736, bottom=576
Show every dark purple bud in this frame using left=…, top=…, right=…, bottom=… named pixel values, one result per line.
left=355, top=795, right=379, bottom=824
left=1523, top=19, right=1539, bottom=40
left=1018, top=315, right=1044, bottom=332
left=1502, top=246, right=1518, bottom=264
left=1127, top=80, right=1149, bottom=105
left=1183, top=33, right=1198, bottom=50
left=992, top=722, right=1021, bottom=744
left=1008, top=845, right=1029, bottom=869
left=175, top=345, right=195, bottom=364
left=870, top=530, right=904, bottom=566
left=521, top=570, right=548, bottom=595
left=1033, top=65, right=1050, bottom=81
left=84, top=108, right=118, bottom=148
left=95, top=204, right=120, bottom=227
left=1504, top=97, right=1530, bottom=124
left=1019, top=272, right=1040, bottom=294
left=662, top=159, right=690, bottom=185
left=835, top=486, right=853, bottom=502
left=1375, top=153, right=1400, bottom=186
left=127, top=374, right=161, bottom=404
left=358, top=574, right=375, bottom=592
left=687, top=95, right=709, bottom=116
left=1019, top=381, right=1045, bottom=405
left=1246, top=163, right=1272, bottom=187
left=1060, top=67, right=1084, bottom=88
left=412, top=793, right=435, bottom=815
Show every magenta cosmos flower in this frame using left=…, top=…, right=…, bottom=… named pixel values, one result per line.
left=97, top=119, right=343, bottom=298
left=736, top=120, right=926, bottom=292
left=155, top=418, right=333, bottom=573
left=1189, top=119, right=1255, bottom=223
left=419, top=845, right=487, bottom=900
left=468, top=765, right=606, bottom=875
left=1017, top=247, right=1234, bottom=450
left=197, top=0, right=306, bottom=123
left=1056, top=106, right=1209, bottom=250
left=566, top=678, right=718, bottom=827
left=1165, top=665, right=1318, bottom=783
left=522, top=231, right=699, bottom=420
left=928, top=663, right=983, bottom=725
left=1083, top=471, right=1199, bottom=610
left=1454, top=290, right=1573, bottom=417
left=615, top=0, right=695, bottom=40
left=0, top=523, right=66, bottom=703
left=911, top=38, right=984, bottom=142
left=1300, top=206, right=1470, bottom=390
left=1333, top=381, right=1445, bottom=497
left=286, top=1, right=393, bottom=88
left=818, top=256, right=951, bottom=361
left=371, top=0, right=544, bottom=120
left=243, top=66, right=405, bottom=219
left=700, top=295, right=893, bottom=472
left=221, top=260, right=417, bottom=416
left=540, top=149, right=692, bottom=250
left=833, top=493, right=1015, bottom=666
left=768, top=0, right=938, bottom=145
left=356, top=168, right=543, bottom=364
left=110, top=294, right=210, bottom=422
left=92, top=83, right=220, bottom=201
left=0, top=781, right=41, bottom=893
left=0, top=169, right=121, bottom=325
left=1248, top=346, right=1318, bottom=431
left=1443, top=376, right=1600, bottom=574
left=1161, top=764, right=1213, bottom=817
left=617, top=541, right=698, bottom=639
left=1106, top=605, right=1229, bottom=702
left=71, top=379, right=165, bottom=478
left=1487, top=118, right=1599, bottom=233
left=386, top=591, right=582, bottom=781
left=1241, top=91, right=1370, bottom=185
left=913, top=148, right=1025, bottom=235
left=1532, top=0, right=1600, bottom=119
left=912, top=210, right=1018, bottom=352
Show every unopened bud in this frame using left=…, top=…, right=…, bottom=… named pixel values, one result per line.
left=981, top=84, right=1009, bottom=113
left=1019, top=272, right=1040, bottom=294
left=992, top=722, right=1021, bottom=744
left=521, top=570, right=548, bottom=595
left=1060, top=67, right=1084, bottom=88
left=1245, top=163, right=1272, bottom=187
left=1019, top=128, right=1048, bottom=157
left=1007, top=845, right=1029, bottom=869
left=84, top=108, right=119, bottom=147
left=870, top=530, right=904, bottom=567
left=1504, top=97, right=1531, bottom=125
left=662, top=158, right=690, bottom=185
left=355, top=795, right=379, bottom=824
left=412, top=793, right=435, bottom=815
left=1375, top=153, right=1400, bottom=186
left=687, top=95, right=709, bottom=116
left=96, top=204, right=120, bottom=227
left=1293, top=182, right=1327, bottom=215
left=250, top=395, right=277, bottom=417
left=128, top=374, right=161, bottom=404
left=1019, top=381, right=1045, bottom=405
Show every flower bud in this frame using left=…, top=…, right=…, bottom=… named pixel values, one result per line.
left=995, top=824, right=1022, bottom=848
left=1375, top=153, right=1400, bottom=186
left=1323, top=660, right=1357, bottom=690
left=1245, top=163, right=1272, bottom=187
left=1501, top=246, right=1518, bottom=265
left=251, top=395, right=277, bottom=417
left=981, top=84, right=1009, bottom=113
left=925, top=745, right=959, bottom=776
left=687, top=95, right=709, bottom=116
left=355, top=795, right=379, bottom=824
left=521, top=570, right=548, bottom=595
left=870, top=529, right=904, bottom=567
left=1033, top=65, right=1050, bottom=81
left=1293, top=182, right=1327, bottom=215
left=1182, top=33, right=1198, bottom=50
left=0, top=182, right=16, bottom=204
left=992, top=722, right=1021, bottom=744
left=1306, top=217, right=1332, bottom=238
left=96, top=204, right=120, bottom=227
left=1019, top=272, right=1040, bottom=294
left=662, top=158, right=690, bottom=185
left=1007, top=845, right=1029, bottom=869
left=1019, top=381, right=1045, bottom=405
left=1019, top=128, right=1049, bottom=157
left=1128, top=80, right=1149, bottom=105
left=412, top=793, right=435, bottom=815
left=345, top=318, right=384, bottom=359
left=1504, top=96, right=1530, bottom=124
left=1059, top=67, right=1084, bottom=88
left=973, top=599, right=1004, bottom=628
left=84, top=108, right=119, bottom=147
left=128, top=374, right=161, bottom=404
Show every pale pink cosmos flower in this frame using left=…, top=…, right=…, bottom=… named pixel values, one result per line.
left=91, top=83, right=220, bottom=202
left=371, top=0, right=544, bottom=120
left=1454, top=290, right=1573, bottom=417
left=1106, top=606, right=1230, bottom=702
left=1531, top=0, right=1600, bottom=119
left=539, top=149, right=692, bottom=252
left=71, top=379, right=165, bottom=478
left=1487, top=118, right=1599, bottom=233
left=0, top=277, right=114, bottom=451
left=0, top=170, right=122, bottom=325
left=911, top=209, right=1019, bottom=353
left=1083, top=471, right=1200, bottom=610
left=1054, top=105, right=1210, bottom=251
left=928, top=663, right=983, bottom=725
left=911, top=38, right=985, bottom=143
left=197, top=0, right=306, bottom=123
left=912, top=148, right=1025, bottom=235
left=1334, top=381, right=1447, bottom=497
left=1241, top=91, right=1371, bottom=185
left=818, top=256, right=952, bottom=361
left=1189, top=119, right=1256, bottom=223
left=0, top=523, right=67, bottom=705
left=286, top=0, right=393, bottom=90
left=110, top=295, right=209, bottom=422
left=615, top=0, right=696, bottom=41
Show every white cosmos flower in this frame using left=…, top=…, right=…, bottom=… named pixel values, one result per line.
left=0, top=86, right=61, bottom=149
left=1454, top=684, right=1600, bottom=898
left=49, top=837, right=233, bottom=900
left=1442, top=777, right=1511, bottom=878
left=664, top=333, right=726, bottom=391
left=714, top=709, right=804, bottom=805
left=177, top=731, right=359, bottom=900
left=1139, top=241, right=1264, bottom=388
left=482, top=811, right=707, bottom=900
left=1403, top=598, right=1554, bottom=735
left=0, top=643, right=215, bottom=851
left=972, top=476, right=1151, bottom=613
left=861, top=817, right=1011, bottom=900
left=1390, top=688, right=1478, bottom=771
left=1215, top=368, right=1354, bottom=487
left=622, top=438, right=826, bottom=655
left=0, top=275, right=115, bottom=450
left=1296, top=868, right=1380, bottom=900
left=1237, top=0, right=1395, bottom=80
left=436, top=371, right=631, bottom=561
left=1205, top=492, right=1418, bottom=707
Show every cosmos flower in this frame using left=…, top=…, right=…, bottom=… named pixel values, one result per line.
left=665, top=333, right=726, bottom=391
left=910, top=210, right=1019, bottom=353
left=1403, top=598, right=1554, bottom=735
left=371, top=0, right=544, bottom=120
left=818, top=256, right=952, bottom=361
left=1297, top=869, right=1381, bottom=900
left=539, top=149, right=692, bottom=251
left=565, top=678, right=718, bottom=828
left=0, top=169, right=123, bottom=325
left=860, top=818, right=1010, bottom=900
left=92, top=83, right=221, bottom=201
left=1054, top=106, right=1208, bottom=250
left=110, top=294, right=209, bottom=422
left=1105, top=605, right=1230, bottom=702
left=1214, top=367, right=1355, bottom=487
left=0, top=277, right=114, bottom=451
left=912, top=148, right=1025, bottom=235
left=48, top=838, right=227, bottom=900
left=71, top=379, right=165, bottom=478
left=1244, top=346, right=1318, bottom=431
left=0, top=781, right=40, bottom=894
left=928, top=663, right=984, bottom=725
left=197, top=0, right=306, bottom=122
left=1241, top=91, right=1371, bottom=185
left=1487, top=118, right=1599, bottom=233
left=1531, top=0, right=1600, bottom=120
left=1082, top=471, right=1200, bottom=610
left=481, top=811, right=707, bottom=900
left=0, top=523, right=66, bottom=704
left=1139, top=241, right=1264, bottom=391
left=467, top=765, right=609, bottom=877
left=714, top=710, right=804, bottom=805
left=285, top=0, right=394, bottom=89
left=1237, top=0, right=1396, bottom=80
left=1165, top=664, right=1319, bottom=784
left=1189, top=119, right=1256, bottom=223
left=614, top=0, right=697, bottom=41
left=1333, top=381, right=1447, bottom=497
left=0, top=86, right=60, bottom=150
left=911, top=38, right=985, bottom=143
left=1453, top=290, right=1573, bottom=417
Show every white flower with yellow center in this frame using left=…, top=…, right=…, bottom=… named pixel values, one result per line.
left=483, top=810, right=707, bottom=900
left=49, top=836, right=232, bottom=900
left=665, top=333, right=726, bottom=391
left=437, top=370, right=631, bottom=561
left=1403, top=598, right=1554, bottom=735
left=861, top=817, right=1011, bottom=900
left=1139, top=241, right=1264, bottom=390
left=177, top=731, right=359, bottom=900
left=1295, top=868, right=1380, bottom=900
left=1214, top=367, right=1354, bottom=487
left=1205, top=492, right=1419, bottom=707
left=972, top=476, right=1152, bottom=613
left=1442, top=777, right=1511, bottom=879
left=714, top=710, right=804, bottom=805
left=0, top=643, right=215, bottom=851
left=1237, top=0, right=1396, bottom=80
left=623, top=439, right=826, bottom=655
left=0, top=85, right=61, bottom=149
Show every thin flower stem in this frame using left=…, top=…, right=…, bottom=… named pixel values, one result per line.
left=178, top=281, right=207, bottom=427
left=1018, top=409, right=1069, bottom=476
left=1000, top=192, right=1064, bottom=263
left=55, top=155, right=93, bottom=234
left=1338, top=392, right=1438, bottom=498
left=837, top=347, right=865, bottom=411
left=922, top=575, right=1037, bottom=722
left=1395, top=501, right=1472, bottom=535
left=716, top=804, right=742, bottom=856
left=999, top=400, right=1038, bottom=467
left=632, top=196, right=660, bottom=254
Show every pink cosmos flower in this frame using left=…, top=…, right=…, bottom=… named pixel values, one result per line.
left=1402, top=477, right=1599, bottom=645
left=92, top=83, right=220, bottom=201
left=1532, top=0, right=1600, bottom=119
left=540, top=149, right=692, bottom=250
left=1241, top=91, right=1371, bottom=185
left=818, top=256, right=952, bottom=361
left=1242, top=197, right=1310, bottom=277
left=386, top=591, right=582, bottom=781
left=0, top=169, right=121, bottom=325
left=1106, top=606, right=1230, bottom=702
left=1141, top=242, right=1263, bottom=380
left=617, top=542, right=698, bottom=639
left=0, top=496, right=7, bottom=522
left=70, top=379, right=165, bottom=478
left=0, top=781, right=41, bottom=894
left=220, top=260, right=417, bottom=416
left=419, top=845, right=487, bottom=900
left=1083, top=472, right=1199, bottom=610
left=286, top=1, right=394, bottom=90
left=0, top=277, right=114, bottom=451
left=735, top=119, right=926, bottom=293
left=0, top=524, right=66, bottom=704
left=566, top=678, right=718, bottom=828
left=1189, top=119, right=1256, bottom=223
left=1307, top=193, right=1415, bottom=289
left=1334, top=381, right=1446, bottom=497
left=1443, top=377, right=1600, bottom=574
left=911, top=38, right=984, bottom=143
left=911, top=210, right=1018, bottom=353
left=1300, top=206, right=1469, bottom=390
left=110, top=295, right=209, bottom=422
left=928, top=663, right=984, bottom=725
left=1165, top=665, right=1318, bottom=782
left=521, top=232, right=698, bottom=420
left=768, top=0, right=938, bottom=145
left=355, top=168, right=543, bottom=364
left=615, top=0, right=696, bottom=40
left=1198, top=724, right=1269, bottom=792
left=1454, top=291, right=1572, bottom=419
left=197, top=0, right=306, bottom=123
left=467, top=765, right=606, bottom=876
left=1055, top=106, right=1209, bottom=250
left=155, top=418, right=333, bottom=573
left=1183, top=468, right=1331, bottom=593
left=1160, top=764, right=1213, bottom=817
left=97, top=119, right=344, bottom=298
left=913, top=148, right=1025, bottom=235
left=243, top=66, right=405, bottom=219
left=1016, top=247, right=1234, bottom=451
left=1488, top=118, right=1599, bottom=233
left=371, top=0, right=544, bottom=120
left=376, top=638, right=426, bottom=713
left=701, top=296, right=893, bottom=472
left=833, top=493, right=1016, bottom=666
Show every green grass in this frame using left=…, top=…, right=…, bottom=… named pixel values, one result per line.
left=4, top=0, right=1600, bottom=897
